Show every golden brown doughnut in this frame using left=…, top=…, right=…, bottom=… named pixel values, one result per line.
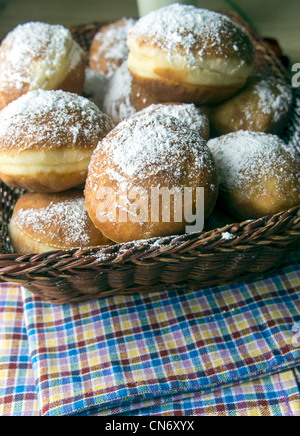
left=89, top=18, right=136, bottom=77
left=103, top=62, right=160, bottom=125
left=0, top=22, right=87, bottom=111
left=133, top=103, right=210, bottom=140
left=0, top=89, right=114, bottom=193
left=9, top=189, right=113, bottom=254
left=85, top=112, right=219, bottom=243
left=210, top=76, right=293, bottom=136
left=127, top=5, right=255, bottom=104
left=207, top=131, right=300, bottom=220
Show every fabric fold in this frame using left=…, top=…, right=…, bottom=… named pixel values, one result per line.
left=0, top=284, right=38, bottom=416
left=20, top=256, right=300, bottom=416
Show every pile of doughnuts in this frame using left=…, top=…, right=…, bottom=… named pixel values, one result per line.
left=3, top=88, right=116, bottom=253
left=0, top=22, right=116, bottom=253
left=0, top=4, right=299, bottom=255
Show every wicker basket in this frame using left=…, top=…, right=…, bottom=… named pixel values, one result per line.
left=0, top=12, right=299, bottom=304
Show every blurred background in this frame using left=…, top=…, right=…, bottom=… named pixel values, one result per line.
left=0, top=0, right=299, bottom=65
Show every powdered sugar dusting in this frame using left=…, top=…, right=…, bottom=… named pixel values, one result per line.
left=252, top=76, right=292, bottom=123
left=207, top=131, right=298, bottom=195
left=83, top=67, right=109, bottom=110
left=96, top=112, right=214, bottom=187
left=0, top=89, right=114, bottom=151
left=103, top=62, right=136, bottom=123
left=134, top=103, right=209, bottom=137
left=0, top=22, right=84, bottom=91
left=222, top=232, right=234, bottom=240
left=91, top=18, right=136, bottom=77
left=128, top=4, right=254, bottom=65
left=15, top=197, right=91, bottom=247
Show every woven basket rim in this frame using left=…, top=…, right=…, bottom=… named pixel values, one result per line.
left=1, top=205, right=299, bottom=267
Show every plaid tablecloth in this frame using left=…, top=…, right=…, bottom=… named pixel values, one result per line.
left=0, top=254, right=299, bottom=416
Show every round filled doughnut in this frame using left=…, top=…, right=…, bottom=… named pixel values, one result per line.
left=210, top=76, right=293, bottom=136
left=0, top=22, right=87, bottom=111
left=207, top=131, right=300, bottom=220
left=103, top=62, right=160, bottom=125
left=133, top=103, right=210, bottom=140
left=9, top=189, right=113, bottom=254
left=0, top=89, right=114, bottom=193
left=127, top=4, right=255, bottom=104
left=89, top=18, right=136, bottom=77
left=85, top=112, right=219, bottom=243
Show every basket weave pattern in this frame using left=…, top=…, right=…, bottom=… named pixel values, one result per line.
left=0, top=13, right=299, bottom=304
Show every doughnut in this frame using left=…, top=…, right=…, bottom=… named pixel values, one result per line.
left=85, top=112, right=219, bottom=243
left=103, top=62, right=160, bottom=125
left=133, top=103, right=210, bottom=140
left=9, top=189, right=113, bottom=254
left=210, top=76, right=293, bottom=136
left=127, top=4, right=255, bottom=104
left=83, top=68, right=109, bottom=110
left=0, top=89, right=114, bottom=193
left=89, top=18, right=136, bottom=77
left=0, top=22, right=87, bottom=111
left=207, top=131, right=300, bottom=220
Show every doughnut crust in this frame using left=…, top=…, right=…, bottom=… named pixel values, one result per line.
left=133, top=103, right=210, bottom=140
left=89, top=18, right=136, bottom=77
left=127, top=5, right=255, bottom=104
left=0, top=89, right=114, bottom=193
left=85, top=113, right=219, bottom=243
left=103, top=62, right=160, bottom=125
left=103, top=63, right=210, bottom=136
left=210, top=76, right=293, bottom=136
left=9, top=190, right=113, bottom=254
left=0, top=22, right=87, bottom=110
left=207, top=131, right=300, bottom=220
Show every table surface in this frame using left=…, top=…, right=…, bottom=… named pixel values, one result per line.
left=0, top=0, right=299, bottom=66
